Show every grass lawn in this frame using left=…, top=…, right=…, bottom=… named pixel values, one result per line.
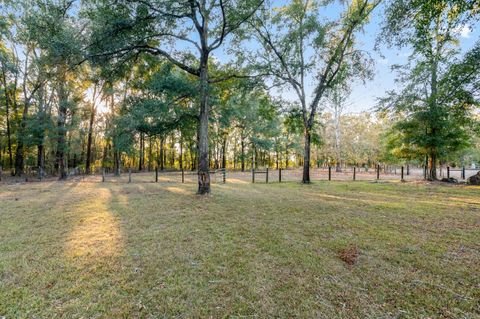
left=1, top=179, right=479, bottom=318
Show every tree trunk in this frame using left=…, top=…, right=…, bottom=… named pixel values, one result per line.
left=14, top=128, right=25, bottom=176
left=169, top=134, right=175, bottom=168
left=37, top=144, right=44, bottom=175
left=428, top=153, right=437, bottom=180
left=113, top=150, right=121, bottom=176
left=139, top=133, right=144, bottom=171
left=276, top=146, right=279, bottom=170
left=240, top=135, right=245, bottom=172
left=148, top=135, right=153, bottom=171
left=160, top=137, right=165, bottom=171
left=15, top=91, right=32, bottom=176
left=179, top=135, right=183, bottom=170
left=2, top=67, right=13, bottom=170
left=85, top=96, right=96, bottom=174
left=302, top=129, right=311, bottom=183
left=56, top=72, right=68, bottom=180
left=222, top=134, right=227, bottom=169
left=197, top=53, right=211, bottom=195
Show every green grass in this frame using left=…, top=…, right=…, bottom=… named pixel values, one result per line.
left=1, top=180, right=479, bottom=318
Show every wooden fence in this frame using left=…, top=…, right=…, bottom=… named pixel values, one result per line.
left=0, top=165, right=478, bottom=185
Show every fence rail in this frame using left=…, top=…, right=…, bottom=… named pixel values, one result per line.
left=0, top=165, right=478, bottom=185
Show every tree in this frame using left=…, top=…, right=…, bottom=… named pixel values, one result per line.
left=244, top=0, right=378, bottom=183
left=326, top=86, right=350, bottom=171
left=87, top=0, right=264, bottom=194
left=20, top=0, right=84, bottom=179
left=379, top=0, right=480, bottom=180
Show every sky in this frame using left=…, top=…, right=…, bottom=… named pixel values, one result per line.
left=6, top=0, right=478, bottom=116
left=344, top=4, right=480, bottom=114
left=210, top=1, right=480, bottom=115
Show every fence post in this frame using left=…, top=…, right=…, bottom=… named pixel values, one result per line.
left=447, top=167, right=450, bottom=179
left=155, top=167, right=158, bottom=182
left=279, top=168, right=282, bottom=183
left=328, top=166, right=332, bottom=181
left=462, top=166, right=465, bottom=180
left=128, top=168, right=132, bottom=183
left=252, top=169, right=255, bottom=183
left=353, top=166, right=356, bottom=181
left=376, top=165, right=380, bottom=180
left=222, top=169, right=226, bottom=183
left=182, top=169, right=185, bottom=183
left=401, top=166, right=404, bottom=182
left=102, top=168, right=105, bottom=182
left=266, top=168, right=269, bottom=183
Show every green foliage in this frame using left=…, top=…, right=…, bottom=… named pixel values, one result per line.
left=379, top=0, right=480, bottom=176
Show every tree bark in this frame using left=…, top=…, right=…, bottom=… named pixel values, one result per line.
left=160, top=136, right=165, bottom=170
left=169, top=134, right=175, bottom=168
left=221, top=133, right=227, bottom=169
left=85, top=93, right=96, bottom=174
left=197, top=52, right=211, bottom=195
left=113, top=150, right=121, bottom=176
left=302, top=129, right=311, bottom=183
left=138, top=133, right=144, bottom=171
left=56, top=71, right=68, bottom=180
left=148, top=135, right=153, bottom=171
left=179, top=134, right=183, bottom=170
left=2, top=66, right=13, bottom=170
left=240, top=134, right=245, bottom=172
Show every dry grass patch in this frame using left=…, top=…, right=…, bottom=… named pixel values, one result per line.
left=0, top=180, right=479, bottom=318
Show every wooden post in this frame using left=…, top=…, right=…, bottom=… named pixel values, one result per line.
left=407, top=164, right=410, bottom=175
left=155, top=167, right=158, bottom=182
left=128, top=168, right=132, bottom=183
left=222, top=169, right=226, bottom=183
left=102, top=168, right=105, bottom=182
left=266, top=168, right=269, bottom=183
left=182, top=169, right=185, bottom=183
left=447, top=167, right=450, bottom=179
left=376, top=165, right=380, bottom=180
left=279, top=168, right=282, bottom=183
left=252, top=169, right=255, bottom=183
left=401, top=166, right=404, bottom=181
left=328, top=166, right=331, bottom=181
left=462, top=166, right=465, bottom=180
left=353, top=166, right=356, bottom=181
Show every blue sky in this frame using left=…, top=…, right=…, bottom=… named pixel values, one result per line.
left=346, top=4, right=480, bottom=113
left=208, top=1, right=480, bottom=114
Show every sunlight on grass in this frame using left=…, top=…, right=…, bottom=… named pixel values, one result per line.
left=1, top=181, right=479, bottom=318
left=65, top=187, right=123, bottom=259
left=165, top=186, right=191, bottom=194
left=224, top=178, right=250, bottom=184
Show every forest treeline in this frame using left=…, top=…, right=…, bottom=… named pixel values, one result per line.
left=0, top=0, right=479, bottom=194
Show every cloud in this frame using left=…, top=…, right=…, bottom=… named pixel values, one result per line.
left=454, top=25, right=471, bottom=39
left=378, top=58, right=389, bottom=65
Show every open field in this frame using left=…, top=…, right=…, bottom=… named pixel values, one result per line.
left=1, top=180, right=479, bottom=318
